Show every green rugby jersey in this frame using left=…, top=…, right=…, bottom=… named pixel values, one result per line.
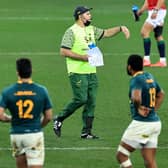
left=129, top=71, right=161, bottom=122
left=0, top=80, right=52, bottom=134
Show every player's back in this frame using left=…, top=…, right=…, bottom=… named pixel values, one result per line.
left=136, top=72, right=158, bottom=107
left=130, top=72, right=161, bottom=122
left=1, top=81, right=52, bottom=134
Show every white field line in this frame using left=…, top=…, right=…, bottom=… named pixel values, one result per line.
left=0, top=147, right=112, bottom=151
left=0, top=52, right=59, bottom=56
left=0, top=16, right=71, bottom=21
left=0, top=52, right=158, bottom=56
left=0, top=146, right=168, bottom=151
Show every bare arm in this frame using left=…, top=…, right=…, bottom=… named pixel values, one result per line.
left=41, top=108, right=53, bottom=128
left=155, top=0, right=165, bottom=9
left=0, top=107, right=11, bottom=122
left=60, top=48, right=88, bottom=61
left=137, top=0, right=148, bottom=15
left=131, top=89, right=151, bottom=117
left=103, top=26, right=130, bottom=39
left=131, top=89, right=142, bottom=109
left=155, top=89, right=165, bottom=111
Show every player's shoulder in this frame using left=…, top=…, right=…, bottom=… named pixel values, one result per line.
left=63, top=25, right=74, bottom=37
left=67, top=23, right=77, bottom=31
left=32, top=82, right=49, bottom=93
left=144, top=71, right=155, bottom=79
left=131, top=73, right=144, bottom=84
left=32, top=82, right=47, bottom=89
left=2, top=83, right=18, bottom=94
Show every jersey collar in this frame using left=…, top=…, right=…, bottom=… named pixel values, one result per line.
left=17, top=79, right=33, bottom=84
left=133, top=71, right=143, bottom=77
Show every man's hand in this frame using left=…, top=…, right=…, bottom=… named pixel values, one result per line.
left=120, top=26, right=130, bottom=39
left=132, top=5, right=140, bottom=21
left=138, top=105, right=151, bottom=117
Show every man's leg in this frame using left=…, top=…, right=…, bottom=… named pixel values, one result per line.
left=54, top=73, right=88, bottom=137
left=116, top=142, right=135, bottom=168
left=81, top=74, right=98, bottom=139
left=141, top=148, right=157, bottom=168
left=140, top=22, right=153, bottom=66
left=16, top=154, right=28, bottom=168
left=150, top=26, right=167, bottom=67
left=57, top=74, right=88, bottom=121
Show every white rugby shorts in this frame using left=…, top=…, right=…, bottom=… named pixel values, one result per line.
left=10, top=132, right=44, bottom=166
left=146, top=9, right=166, bottom=28
left=121, top=120, right=161, bottom=148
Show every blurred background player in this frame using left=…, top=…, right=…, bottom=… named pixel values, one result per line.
left=53, top=6, right=130, bottom=139
left=0, top=58, right=53, bottom=168
left=116, top=54, right=164, bottom=168
left=137, top=0, right=167, bottom=67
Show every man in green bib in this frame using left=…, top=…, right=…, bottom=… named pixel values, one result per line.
left=54, top=6, right=130, bottom=139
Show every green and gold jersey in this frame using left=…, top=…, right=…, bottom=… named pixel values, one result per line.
left=61, top=23, right=104, bottom=74
left=0, top=80, right=52, bottom=134
left=129, top=71, right=161, bottom=122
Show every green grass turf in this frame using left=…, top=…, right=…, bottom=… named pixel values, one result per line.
left=0, top=0, right=168, bottom=167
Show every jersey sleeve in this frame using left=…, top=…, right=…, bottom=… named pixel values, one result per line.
left=0, top=91, right=7, bottom=108
left=130, top=78, right=142, bottom=90
left=60, top=28, right=74, bottom=49
left=93, top=26, right=104, bottom=41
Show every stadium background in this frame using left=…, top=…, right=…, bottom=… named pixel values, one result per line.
left=0, top=0, right=167, bottom=167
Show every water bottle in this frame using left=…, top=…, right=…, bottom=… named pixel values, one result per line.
left=132, top=5, right=139, bottom=21
left=88, top=43, right=96, bottom=49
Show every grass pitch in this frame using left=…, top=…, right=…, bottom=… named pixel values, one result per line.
left=0, top=0, right=168, bottom=167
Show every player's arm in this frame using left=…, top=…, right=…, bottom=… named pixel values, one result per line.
left=131, top=89, right=142, bottom=109
left=41, top=108, right=53, bottom=128
left=103, top=26, right=130, bottom=39
left=155, top=89, right=164, bottom=111
left=131, top=89, right=151, bottom=117
left=155, top=0, right=165, bottom=10
left=0, top=107, right=11, bottom=122
left=60, top=48, right=88, bottom=61
left=137, top=0, right=148, bottom=16
left=60, top=28, right=88, bottom=61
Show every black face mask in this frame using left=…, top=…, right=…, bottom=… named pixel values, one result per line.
left=84, top=20, right=91, bottom=26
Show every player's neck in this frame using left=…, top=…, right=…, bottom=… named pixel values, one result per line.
left=18, top=77, right=32, bottom=83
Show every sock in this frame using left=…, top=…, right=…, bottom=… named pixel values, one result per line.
left=143, top=38, right=151, bottom=56
left=157, top=40, right=166, bottom=58
left=144, top=55, right=150, bottom=61
left=160, top=57, right=166, bottom=64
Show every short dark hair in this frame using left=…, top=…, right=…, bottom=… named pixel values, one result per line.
left=127, top=54, right=143, bottom=71
left=16, top=58, right=32, bottom=78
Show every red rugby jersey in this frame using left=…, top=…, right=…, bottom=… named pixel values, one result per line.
left=147, top=0, right=166, bottom=10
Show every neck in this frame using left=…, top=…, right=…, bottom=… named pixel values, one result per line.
left=76, top=20, right=85, bottom=27
left=18, top=77, right=32, bottom=83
